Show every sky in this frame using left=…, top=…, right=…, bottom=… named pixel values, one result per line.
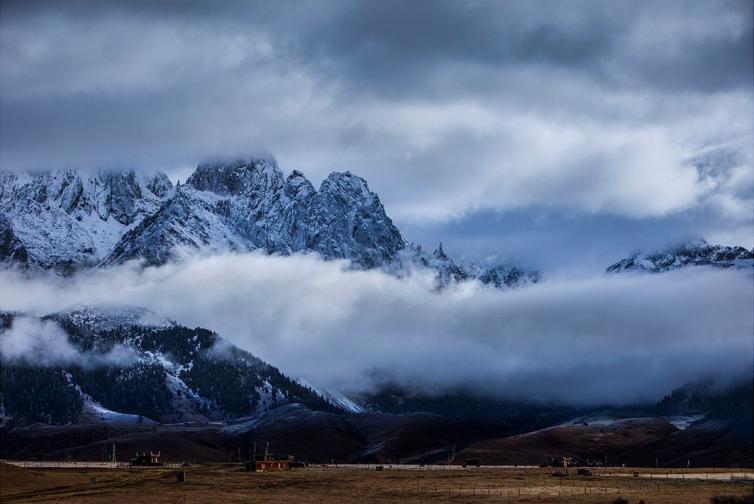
left=1, top=0, right=753, bottom=270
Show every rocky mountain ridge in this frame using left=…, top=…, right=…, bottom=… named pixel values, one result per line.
left=0, top=305, right=340, bottom=425
left=0, top=169, right=170, bottom=273
left=606, top=239, right=754, bottom=274
left=0, top=158, right=536, bottom=288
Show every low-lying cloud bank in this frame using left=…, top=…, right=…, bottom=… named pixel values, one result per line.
left=0, top=252, right=751, bottom=405
left=0, top=316, right=137, bottom=367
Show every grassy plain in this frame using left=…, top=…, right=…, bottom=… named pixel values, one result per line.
left=2, top=462, right=752, bottom=503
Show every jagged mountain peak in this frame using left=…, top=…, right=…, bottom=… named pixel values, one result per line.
left=0, top=167, right=171, bottom=220
left=0, top=168, right=171, bottom=271
left=99, top=159, right=406, bottom=268
left=401, top=242, right=539, bottom=290
left=187, top=157, right=283, bottom=196
left=321, top=170, right=372, bottom=195
left=284, top=170, right=316, bottom=199
left=606, top=238, right=754, bottom=274
left=145, top=172, right=173, bottom=198
left=433, top=242, right=449, bottom=261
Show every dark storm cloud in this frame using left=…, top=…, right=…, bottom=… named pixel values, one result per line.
left=1, top=0, right=752, bottom=232
left=277, top=0, right=751, bottom=96
left=290, top=0, right=619, bottom=97
left=292, top=1, right=738, bottom=96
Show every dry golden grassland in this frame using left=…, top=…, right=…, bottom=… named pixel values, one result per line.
left=2, top=463, right=752, bottom=503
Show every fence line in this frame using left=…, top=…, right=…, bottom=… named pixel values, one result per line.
left=1, top=460, right=182, bottom=469
left=1, top=459, right=752, bottom=480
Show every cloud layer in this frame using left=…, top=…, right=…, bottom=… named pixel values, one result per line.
left=0, top=316, right=137, bottom=367
left=1, top=252, right=751, bottom=405
left=1, top=0, right=752, bottom=227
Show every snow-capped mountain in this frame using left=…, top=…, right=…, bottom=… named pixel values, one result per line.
left=0, top=305, right=341, bottom=424
left=104, top=158, right=405, bottom=268
left=0, top=169, right=171, bottom=272
left=0, top=157, right=535, bottom=288
left=606, top=239, right=754, bottom=274
left=402, top=242, right=540, bottom=289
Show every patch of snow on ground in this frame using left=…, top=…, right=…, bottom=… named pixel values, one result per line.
left=666, top=414, right=705, bottom=430
left=296, top=377, right=365, bottom=413
left=84, top=400, right=156, bottom=424
left=62, top=304, right=175, bottom=330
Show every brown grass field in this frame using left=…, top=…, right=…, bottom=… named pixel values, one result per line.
left=1, top=463, right=752, bottom=503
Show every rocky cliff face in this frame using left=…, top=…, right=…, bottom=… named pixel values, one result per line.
left=0, top=169, right=170, bottom=272
left=606, top=239, right=754, bottom=274
left=100, top=158, right=406, bottom=268
left=0, top=213, right=28, bottom=268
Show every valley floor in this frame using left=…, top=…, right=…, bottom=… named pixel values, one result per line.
left=1, top=463, right=752, bottom=503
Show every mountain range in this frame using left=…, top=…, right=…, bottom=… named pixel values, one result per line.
left=606, top=239, right=754, bottom=274
left=0, top=158, right=539, bottom=288
left=3, top=158, right=751, bottom=284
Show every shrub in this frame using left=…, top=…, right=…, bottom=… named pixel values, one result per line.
left=710, top=496, right=754, bottom=504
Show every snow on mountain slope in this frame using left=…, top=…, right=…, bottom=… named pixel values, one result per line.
left=310, top=171, right=405, bottom=267
left=401, top=242, right=539, bottom=289
left=106, top=158, right=406, bottom=267
left=59, top=305, right=175, bottom=332
left=606, top=239, right=754, bottom=274
left=80, top=399, right=157, bottom=425
left=296, top=377, right=366, bottom=414
left=0, top=213, right=29, bottom=268
left=0, top=169, right=171, bottom=272
left=0, top=305, right=343, bottom=424
left=557, top=414, right=703, bottom=431
left=103, top=187, right=253, bottom=266
left=1, top=157, right=535, bottom=287
left=68, top=374, right=158, bottom=425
